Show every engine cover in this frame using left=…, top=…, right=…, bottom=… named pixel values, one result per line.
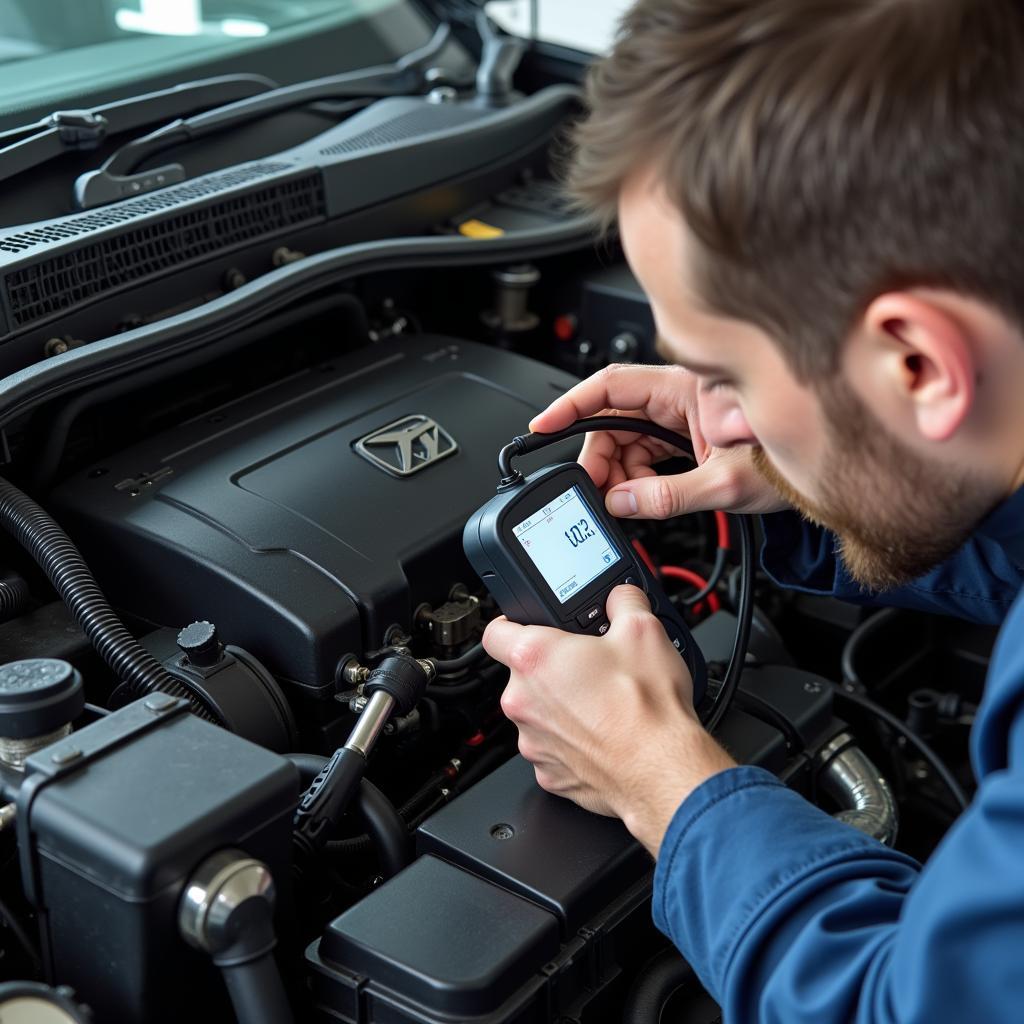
left=50, top=336, right=578, bottom=697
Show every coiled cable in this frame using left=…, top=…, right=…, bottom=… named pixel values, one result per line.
left=0, top=476, right=216, bottom=721
left=0, top=571, right=29, bottom=624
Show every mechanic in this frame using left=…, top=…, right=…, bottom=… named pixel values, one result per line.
left=481, top=1, right=1024, bottom=1021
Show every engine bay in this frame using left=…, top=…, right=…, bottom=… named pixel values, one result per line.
left=0, top=5, right=992, bottom=1022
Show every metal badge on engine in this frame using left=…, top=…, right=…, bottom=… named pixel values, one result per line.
left=354, top=415, right=458, bottom=477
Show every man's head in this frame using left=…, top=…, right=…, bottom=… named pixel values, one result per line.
left=569, top=0, right=1024, bottom=589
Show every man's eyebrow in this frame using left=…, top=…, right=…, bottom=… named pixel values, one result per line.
left=675, top=354, right=728, bottom=376
left=655, top=334, right=729, bottom=376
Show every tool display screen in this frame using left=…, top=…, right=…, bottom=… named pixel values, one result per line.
left=512, top=485, right=620, bottom=604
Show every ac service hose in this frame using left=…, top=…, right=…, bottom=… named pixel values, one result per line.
left=497, top=417, right=754, bottom=732
left=0, top=476, right=217, bottom=721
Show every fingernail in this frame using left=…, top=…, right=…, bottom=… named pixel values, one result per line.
left=608, top=490, right=638, bottom=516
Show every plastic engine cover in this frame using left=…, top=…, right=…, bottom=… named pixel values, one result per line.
left=48, top=336, right=578, bottom=696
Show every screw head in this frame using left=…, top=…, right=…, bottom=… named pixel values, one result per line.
left=490, top=823, right=515, bottom=841
left=43, top=338, right=69, bottom=357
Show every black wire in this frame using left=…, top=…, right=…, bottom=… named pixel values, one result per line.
left=426, top=675, right=486, bottom=700
left=498, top=416, right=696, bottom=484
left=732, top=689, right=802, bottom=751
left=706, top=514, right=753, bottom=733
left=681, top=547, right=728, bottom=606
left=428, top=641, right=486, bottom=673
left=498, top=417, right=753, bottom=733
left=832, top=685, right=969, bottom=812
left=841, top=607, right=904, bottom=689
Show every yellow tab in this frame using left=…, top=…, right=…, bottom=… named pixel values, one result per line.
left=458, top=218, right=505, bottom=239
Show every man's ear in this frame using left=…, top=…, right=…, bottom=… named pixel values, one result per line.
left=848, top=292, right=975, bottom=442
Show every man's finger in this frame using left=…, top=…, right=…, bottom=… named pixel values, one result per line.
left=483, top=616, right=563, bottom=675
left=528, top=364, right=683, bottom=433
left=482, top=615, right=525, bottom=666
left=578, top=429, right=618, bottom=488
left=605, top=462, right=729, bottom=520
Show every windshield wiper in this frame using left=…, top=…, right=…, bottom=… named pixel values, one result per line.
left=73, top=22, right=459, bottom=211
left=0, top=75, right=278, bottom=189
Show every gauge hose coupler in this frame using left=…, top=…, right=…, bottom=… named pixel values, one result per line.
left=294, top=654, right=433, bottom=856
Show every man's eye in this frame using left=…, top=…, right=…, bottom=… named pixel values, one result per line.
left=700, top=378, right=734, bottom=394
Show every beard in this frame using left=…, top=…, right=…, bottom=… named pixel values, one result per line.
left=750, top=379, right=1003, bottom=591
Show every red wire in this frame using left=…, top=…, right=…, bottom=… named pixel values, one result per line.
left=660, top=565, right=721, bottom=614
left=631, top=538, right=658, bottom=574
left=631, top=538, right=721, bottom=613
left=714, top=510, right=731, bottom=550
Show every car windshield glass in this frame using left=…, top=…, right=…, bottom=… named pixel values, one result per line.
left=486, top=0, right=629, bottom=54
left=0, top=0, right=410, bottom=122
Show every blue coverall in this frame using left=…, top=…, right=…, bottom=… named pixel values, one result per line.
left=654, top=489, right=1024, bottom=1022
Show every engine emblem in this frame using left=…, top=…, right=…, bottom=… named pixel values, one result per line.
left=354, top=415, right=458, bottom=477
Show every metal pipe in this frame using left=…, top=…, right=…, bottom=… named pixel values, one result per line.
left=344, top=691, right=394, bottom=758
left=817, top=731, right=898, bottom=846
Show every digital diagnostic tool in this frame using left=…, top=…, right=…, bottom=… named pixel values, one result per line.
left=464, top=462, right=706, bottom=705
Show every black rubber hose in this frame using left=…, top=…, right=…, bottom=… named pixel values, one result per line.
left=218, top=955, right=294, bottom=1024
left=358, top=778, right=412, bottom=878
left=289, top=755, right=411, bottom=874
left=426, top=674, right=487, bottom=701
left=0, top=570, right=29, bottom=624
left=0, top=476, right=216, bottom=721
left=428, top=641, right=486, bottom=674
left=841, top=607, right=904, bottom=689
left=622, top=949, right=695, bottom=1024
left=286, top=753, right=328, bottom=787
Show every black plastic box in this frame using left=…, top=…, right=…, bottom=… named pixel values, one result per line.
left=18, top=698, right=299, bottom=1024
left=417, top=755, right=651, bottom=938
left=308, top=757, right=659, bottom=1024
left=316, top=855, right=560, bottom=1019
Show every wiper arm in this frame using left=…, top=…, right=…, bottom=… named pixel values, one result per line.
left=0, top=75, right=277, bottom=188
left=74, top=22, right=457, bottom=211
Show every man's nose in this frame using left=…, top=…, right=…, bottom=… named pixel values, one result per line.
left=698, top=391, right=757, bottom=449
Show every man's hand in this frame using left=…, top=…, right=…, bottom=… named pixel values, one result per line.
left=484, top=585, right=736, bottom=856
left=530, top=363, right=789, bottom=518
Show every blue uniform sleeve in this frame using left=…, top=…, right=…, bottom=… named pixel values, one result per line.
left=652, top=592, right=1024, bottom=1023
left=760, top=511, right=1024, bottom=625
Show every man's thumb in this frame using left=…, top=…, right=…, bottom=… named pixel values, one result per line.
left=606, top=471, right=708, bottom=520
left=604, top=583, right=653, bottom=620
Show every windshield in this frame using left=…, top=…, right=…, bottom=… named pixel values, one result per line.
left=486, top=0, right=630, bottom=54
left=0, top=0, right=429, bottom=124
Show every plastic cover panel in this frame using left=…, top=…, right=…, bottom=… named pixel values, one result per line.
left=49, top=336, right=579, bottom=691
left=4, top=170, right=324, bottom=326
left=417, top=754, right=651, bottom=936
left=319, top=854, right=559, bottom=1016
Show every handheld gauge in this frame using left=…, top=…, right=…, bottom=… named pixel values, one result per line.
left=464, top=461, right=707, bottom=706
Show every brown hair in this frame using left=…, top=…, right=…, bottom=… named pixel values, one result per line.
left=568, top=0, right=1024, bottom=379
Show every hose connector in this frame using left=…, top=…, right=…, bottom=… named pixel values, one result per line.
left=817, top=731, right=898, bottom=846
left=497, top=435, right=530, bottom=490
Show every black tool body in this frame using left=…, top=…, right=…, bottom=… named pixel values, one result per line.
left=464, top=462, right=706, bottom=705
